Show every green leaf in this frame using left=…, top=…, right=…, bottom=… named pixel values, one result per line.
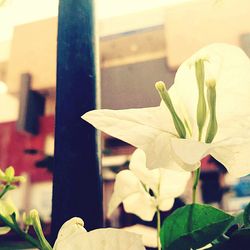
left=243, top=202, right=250, bottom=227
left=212, top=209, right=244, bottom=244
left=160, top=204, right=234, bottom=250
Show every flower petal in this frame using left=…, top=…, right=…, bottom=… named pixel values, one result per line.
left=129, top=149, right=160, bottom=194
left=123, top=193, right=156, bottom=221
left=0, top=226, right=11, bottom=235
left=129, top=149, right=191, bottom=198
left=128, top=149, right=190, bottom=214
left=158, top=168, right=191, bottom=198
left=170, top=138, right=211, bottom=170
left=143, top=132, right=184, bottom=171
left=54, top=218, right=145, bottom=250
left=158, top=198, right=175, bottom=211
left=211, top=142, right=250, bottom=177
left=82, top=107, right=176, bottom=149
left=86, top=228, right=145, bottom=250
left=82, top=105, right=184, bottom=172
left=108, top=170, right=155, bottom=220
left=56, top=217, right=86, bottom=243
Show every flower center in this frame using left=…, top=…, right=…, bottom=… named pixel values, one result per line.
left=195, top=59, right=218, bottom=143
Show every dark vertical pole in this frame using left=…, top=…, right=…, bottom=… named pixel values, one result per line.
left=51, top=0, right=103, bottom=242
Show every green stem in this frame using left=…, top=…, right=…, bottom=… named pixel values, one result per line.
left=156, top=208, right=161, bottom=250
left=0, top=184, right=11, bottom=199
left=192, top=168, right=201, bottom=203
left=0, top=214, right=41, bottom=249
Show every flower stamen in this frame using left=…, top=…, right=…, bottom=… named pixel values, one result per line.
left=205, top=79, right=218, bottom=143
left=195, top=59, right=207, bottom=141
left=155, top=81, right=186, bottom=138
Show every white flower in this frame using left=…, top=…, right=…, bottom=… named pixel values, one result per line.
left=108, top=149, right=190, bottom=221
left=82, top=43, right=250, bottom=177
left=53, top=217, right=145, bottom=250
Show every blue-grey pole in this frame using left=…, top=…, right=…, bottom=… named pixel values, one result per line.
left=51, top=0, right=103, bottom=242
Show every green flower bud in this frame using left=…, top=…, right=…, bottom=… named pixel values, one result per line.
left=155, top=81, right=186, bottom=138
left=30, top=209, right=52, bottom=250
left=0, top=200, right=16, bottom=217
left=22, top=212, right=33, bottom=226
left=205, top=81, right=218, bottom=143
left=195, top=59, right=207, bottom=141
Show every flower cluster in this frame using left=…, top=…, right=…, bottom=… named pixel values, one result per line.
left=80, top=43, right=250, bottom=249
left=2, top=43, right=250, bottom=250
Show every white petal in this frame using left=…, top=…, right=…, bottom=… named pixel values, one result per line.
left=129, top=149, right=160, bottom=194
left=0, top=226, right=11, bottom=235
left=123, top=193, right=156, bottom=221
left=82, top=107, right=176, bottom=149
left=211, top=142, right=250, bottom=177
left=129, top=149, right=191, bottom=197
left=158, top=198, right=175, bottom=211
left=54, top=219, right=145, bottom=250
left=82, top=107, right=184, bottom=172
left=170, top=138, right=211, bottom=170
left=56, top=217, right=86, bottom=243
left=214, top=115, right=250, bottom=142
left=159, top=168, right=191, bottom=198
left=86, top=228, right=145, bottom=250
left=108, top=170, right=154, bottom=220
left=128, top=149, right=190, bottom=213
left=157, top=168, right=190, bottom=211
left=143, top=132, right=184, bottom=171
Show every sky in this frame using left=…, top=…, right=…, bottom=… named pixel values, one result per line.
left=0, top=0, right=192, bottom=42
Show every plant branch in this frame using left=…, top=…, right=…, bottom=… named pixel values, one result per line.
left=192, top=168, right=201, bottom=203
left=157, top=208, right=161, bottom=250
left=0, top=214, right=41, bottom=249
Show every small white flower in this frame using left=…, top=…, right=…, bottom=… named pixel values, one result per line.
left=82, top=43, right=250, bottom=177
left=108, top=149, right=190, bottom=221
left=53, top=217, right=146, bottom=250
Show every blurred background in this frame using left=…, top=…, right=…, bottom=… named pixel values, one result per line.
left=1, top=0, right=250, bottom=248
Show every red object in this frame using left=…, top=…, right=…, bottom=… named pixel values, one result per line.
left=0, top=116, right=54, bottom=182
left=201, top=155, right=218, bottom=172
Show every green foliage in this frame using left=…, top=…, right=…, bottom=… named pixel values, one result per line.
left=0, top=166, right=52, bottom=250
left=243, top=202, right=250, bottom=227
left=160, top=204, right=234, bottom=250
left=209, top=203, right=250, bottom=250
